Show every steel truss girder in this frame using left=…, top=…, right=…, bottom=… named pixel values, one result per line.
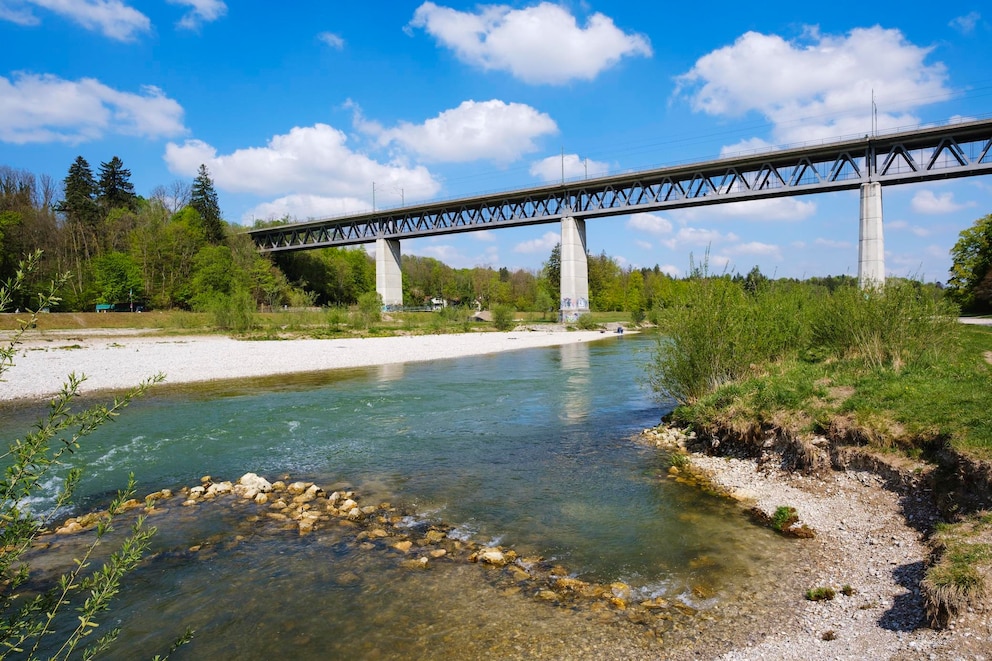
left=249, top=118, right=992, bottom=252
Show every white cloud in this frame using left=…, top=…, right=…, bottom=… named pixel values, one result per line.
left=725, top=241, right=783, bottom=259
left=626, top=212, right=673, bottom=235
left=0, top=72, right=186, bottom=144
left=720, top=136, right=774, bottom=156
left=707, top=254, right=733, bottom=270
left=662, top=227, right=738, bottom=250
left=529, top=153, right=610, bottom=182
left=168, top=0, right=226, bottom=30
left=814, top=237, right=852, bottom=249
left=473, top=230, right=496, bottom=242
left=887, top=219, right=931, bottom=237
left=4, top=0, right=150, bottom=40
left=950, top=12, right=981, bottom=34
left=673, top=197, right=816, bottom=222
left=165, top=124, right=442, bottom=206
left=0, top=4, right=39, bottom=24
left=409, top=1, right=651, bottom=85
left=318, top=31, right=344, bottom=49
left=634, top=239, right=652, bottom=250
left=513, top=230, right=560, bottom=254
left=368, top=99, right=557, bottom=164
left=911, top=189, right=973, bottom=214
left=676, top=26, right=951, bottom=144
left=659, top=264, right=680, bottom=277
left=244, top=194, right=368, bottom=223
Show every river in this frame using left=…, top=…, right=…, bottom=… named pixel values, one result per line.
left=2, top=333, right=796, bottom=659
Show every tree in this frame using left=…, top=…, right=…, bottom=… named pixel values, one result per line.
left=92, top=251, right=143, bottom=307
left=190, top=244, right=236, bottom=307
left=743, top=265, right=769, bottom=294
left=97, top=156, right=137, bottom=212
left=56, top=156, right=99, bottom=264
left=948, top=213, right=992, bottom=313
left=542, top=243, right=561, bottom=308
left=190, top=164, right=224, bottom=243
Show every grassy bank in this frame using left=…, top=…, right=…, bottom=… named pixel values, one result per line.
left=668, top=322, right=992, bottom=460
left=648, top=277, right=992, bottom=626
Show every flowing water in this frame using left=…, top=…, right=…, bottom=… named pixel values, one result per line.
left=2, top=334, right=797, bottom=659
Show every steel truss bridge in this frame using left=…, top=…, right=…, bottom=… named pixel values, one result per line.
left=248, top=118, right=992, bottom=252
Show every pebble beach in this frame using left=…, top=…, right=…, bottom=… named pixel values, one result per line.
left=1, top=329, right=607, bottom=401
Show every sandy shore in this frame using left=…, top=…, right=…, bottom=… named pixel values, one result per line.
left=1, top=329, right=608, bottom=401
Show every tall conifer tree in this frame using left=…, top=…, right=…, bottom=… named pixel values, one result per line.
left=58, top=156, right=97, bottom=222
left=191, top=164, right=224, bottom=243
left=97, top=156, right=137, bottom=211
left=56, top=156, right=99, bottom=261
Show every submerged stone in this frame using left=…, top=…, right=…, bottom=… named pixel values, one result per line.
left=478, top=548, right=508, bottom=566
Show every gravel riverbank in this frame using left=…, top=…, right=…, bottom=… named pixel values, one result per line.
left=1, top=329, right=607, bottom=401
left=678, top=449, right=991, bottom=659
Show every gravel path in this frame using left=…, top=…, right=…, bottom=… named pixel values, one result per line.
left=1, top=329, right=607, bottom=401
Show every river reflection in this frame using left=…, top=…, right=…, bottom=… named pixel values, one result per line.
left=558, top=340, right=591, bottom=422
left=376, top=362, right=405, bottom=383
left=4, top=333, right=799, bottom=659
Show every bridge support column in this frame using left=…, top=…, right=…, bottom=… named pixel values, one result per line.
left=375, top=238, right=403, bottom=310
left=858, top=182, right=885, bottom=289
left=560, top=216, right=590, bottom=322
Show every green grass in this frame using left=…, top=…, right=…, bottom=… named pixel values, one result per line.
left=805, top=586, right=836, bottom=601
left=672, top=324, right=992, bottom=461
left=923, top=511, right=992, bottom=624
left=771, top=505, right=799, bottom=532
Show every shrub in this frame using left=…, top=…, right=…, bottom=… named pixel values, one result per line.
left=197, top=286, right=257, bottom=332
left=491, top=304, right=515, bottom=331
left=811, top=280, right=958, bottom=371
left=353, top=291, right=383, bottom=329
left=649, top=275, right=957, bottom=405
left=649, top=278, right=806, bottom=404
left=0, top=252, right=186, bottom=657
left=575, top=314, right=599, bottom=330
left=325, top=305, right=347, bottom=330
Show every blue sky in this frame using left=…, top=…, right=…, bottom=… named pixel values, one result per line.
left=2, top=1, right=991, bottom=281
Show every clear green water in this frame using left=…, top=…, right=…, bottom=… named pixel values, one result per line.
left=3, top=334, right=793, bottom=659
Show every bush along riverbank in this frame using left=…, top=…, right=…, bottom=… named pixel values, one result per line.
left=647, top=275, right=992, bottom=648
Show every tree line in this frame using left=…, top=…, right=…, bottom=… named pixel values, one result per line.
left=3, top=158, right=990, bottom=316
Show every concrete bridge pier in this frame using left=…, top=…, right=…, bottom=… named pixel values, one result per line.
left=858, top=182, right=885, bottom=289
left=375, top=237, right=404, bottom=309
left=560, top=216, right=590, bottom=322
